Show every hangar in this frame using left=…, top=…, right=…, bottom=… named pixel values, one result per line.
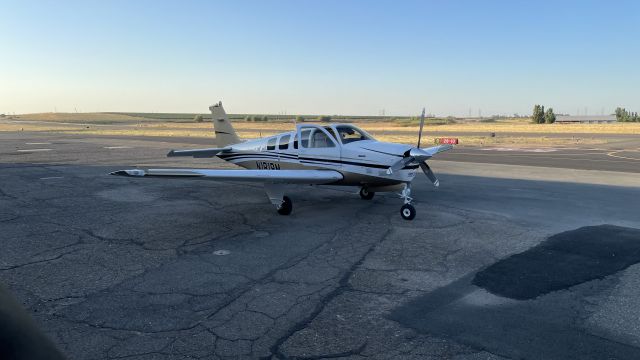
left=556, top=115, right=617, bottom=124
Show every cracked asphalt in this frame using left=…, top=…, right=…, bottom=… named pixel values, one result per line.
left=1, top=131, right=640, bottom=359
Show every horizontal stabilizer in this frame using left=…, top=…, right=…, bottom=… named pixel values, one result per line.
left=167, top=147, right=230, bottom=158
left=110, top=168, right=343, bottom=184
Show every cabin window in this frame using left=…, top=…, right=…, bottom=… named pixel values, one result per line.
left=299, top=128, right=312, bottom=148
left=279, top=135, right=290, bottom=150
left=293, top=133, right=298, bottom=149
left=324, top=126, right=338, bottom=141
left=267, top=137, right=277, bottom=151
left=308, top=129, right=335, bottom=148
left=335, top=125, right=372, bottom=144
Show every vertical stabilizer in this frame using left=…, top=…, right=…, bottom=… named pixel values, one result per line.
left=210, top=101, right=240, bottom=147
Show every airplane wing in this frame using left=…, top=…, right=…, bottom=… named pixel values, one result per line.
left=110, top=168, right=343, bottom=184
left=167, top=147, right=231, bottom=158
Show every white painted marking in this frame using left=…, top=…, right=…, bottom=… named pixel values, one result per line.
left=607, top=151, right=640, bottom=162
left=40, top=176, right=64, bottom=180
left=480, top=147, right=558, bottom=153
left=26, top=142, right=51, bottom=145
left=17, top=148, right=53, bottom=152
left=213, top=250, right=231, bottom=256
left=104, top=146, right=132, bottom=149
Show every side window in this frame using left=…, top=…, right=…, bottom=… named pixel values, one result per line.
left=279, top=135, right=290, bottom=150
left=267, top=137, right=277, bottom=151
left=300, top=129, right=312, bottom=148
left=308, top=129, right=335, bottom=148
left=324, top=126, right=338, bottom=141
left=293, top=133, right=298, bottom=149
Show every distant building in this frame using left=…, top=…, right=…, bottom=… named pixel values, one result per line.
left=555, top=115, right=617, bottom=124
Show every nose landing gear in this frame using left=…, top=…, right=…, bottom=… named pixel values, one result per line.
left=400, top=203, right=416, bottom=220
left=399, top=183, right=416, bottom=220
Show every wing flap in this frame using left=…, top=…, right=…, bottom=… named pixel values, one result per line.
left=110, top=168, right=343, bottom=184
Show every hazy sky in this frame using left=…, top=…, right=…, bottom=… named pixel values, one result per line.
left=1, top=0, right=639, bottom=116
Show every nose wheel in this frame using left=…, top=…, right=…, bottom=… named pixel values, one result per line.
left=399, top=183, right=416, bottom=220
left=400, top=204, right=416, bottom=220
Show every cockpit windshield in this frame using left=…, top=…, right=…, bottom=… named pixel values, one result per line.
left=334, top=125, right=374, bottom=144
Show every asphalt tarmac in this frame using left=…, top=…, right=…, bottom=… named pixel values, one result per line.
left=1, top=131, right=640, bottom=359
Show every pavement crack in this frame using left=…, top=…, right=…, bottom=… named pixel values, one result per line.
left=269, top=227, right=392, bottom=359
left=0, top=248, right=81, bottom=271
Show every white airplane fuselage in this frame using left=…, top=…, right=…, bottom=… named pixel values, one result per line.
left=218, top=123, right=417, bottom=190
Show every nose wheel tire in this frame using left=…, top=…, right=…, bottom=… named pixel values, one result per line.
left=359, top=187, right=375, bottom=200
left=400, top=204, right=416, bottom=220
left=276, top=196, right=293, bottom=215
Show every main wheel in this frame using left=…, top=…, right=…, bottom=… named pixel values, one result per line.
left=276, top=196, right=293, bottom=215
left=359, top=187, right=375, bottom=200
left=400, top=204, right=416, bottom=220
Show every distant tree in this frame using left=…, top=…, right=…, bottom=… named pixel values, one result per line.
left=614, top=107, right=639, bottom=122
left=544, top=108, right=556, bottom=124
left=318, top=115, right=332, bottom=122
left=262, top=115, right=269, bottom=122
left=244, top=115, right=252, bottom=121
left=615, top=107, right=626, bottom=122
left=295, top=115, right=305, bottom=123
left=531, top=105, right=545, bottom=124
left=194, top=114, right=204, bottom=122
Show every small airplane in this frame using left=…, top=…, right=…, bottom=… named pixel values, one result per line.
left=111, top=102, right=453, bottom=220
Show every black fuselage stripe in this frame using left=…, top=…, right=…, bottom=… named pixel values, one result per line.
left=219, top=153, right=419, bottom=170
left=218, top=152, right=297, bottom=160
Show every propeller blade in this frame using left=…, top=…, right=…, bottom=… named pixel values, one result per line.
left=419, top=162, right=439, bottom=187
left=387, top=156, right=414, bottom=175
left=417, top=108, right=425, bottom=148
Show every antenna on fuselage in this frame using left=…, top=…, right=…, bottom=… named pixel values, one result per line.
left=417, top=108, right=425, bottom=148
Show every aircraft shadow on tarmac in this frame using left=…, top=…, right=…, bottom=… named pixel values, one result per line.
left=390, top=225, right=640, bottom=360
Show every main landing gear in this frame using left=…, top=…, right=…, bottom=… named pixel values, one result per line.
left=399, top=183, right=416, bottom=220
left=359, top=187, right=375, bottom=200
left=276, top=196, right=293, bottom=215
left=265, top=184, right=293, bottom=216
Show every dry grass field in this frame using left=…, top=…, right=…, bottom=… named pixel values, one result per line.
left=2, top=112, right=639, bottom=147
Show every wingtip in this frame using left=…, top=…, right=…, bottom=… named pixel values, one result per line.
left=166, top=150, right=176, bottom=157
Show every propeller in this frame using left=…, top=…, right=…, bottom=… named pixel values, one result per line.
left=419, top=162, right=440, bottom=187
left=417, top=108, right=425, bottom=148
left=385, top=107, right=441, bottom=187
